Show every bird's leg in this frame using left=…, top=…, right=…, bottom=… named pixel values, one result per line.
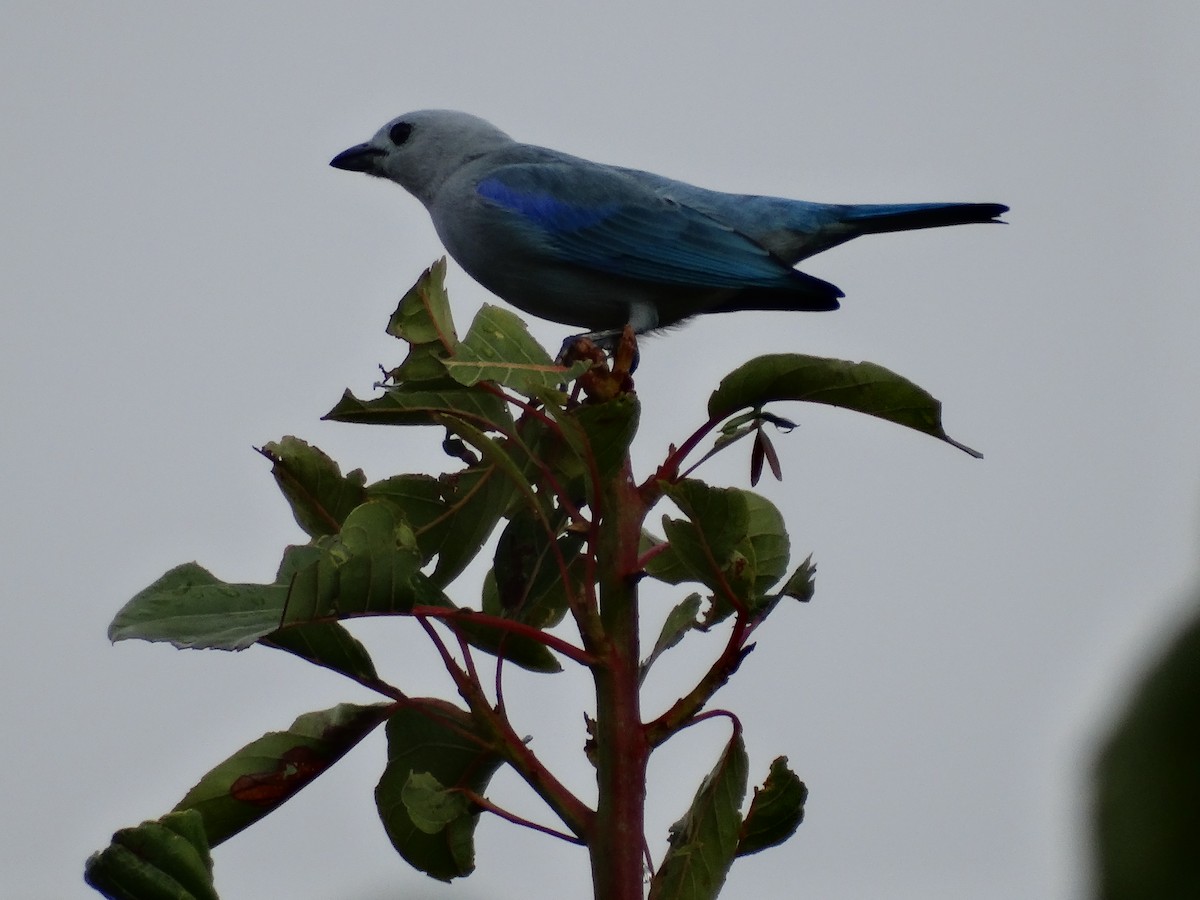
left=558, top=329, right=640, bottom=373
left=557, top=327, right=618, bottom=358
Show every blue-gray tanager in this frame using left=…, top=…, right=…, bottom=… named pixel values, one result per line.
left=331, top=110, right=1006, bottom=350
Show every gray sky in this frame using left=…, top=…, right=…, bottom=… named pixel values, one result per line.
left=5, top=2, right=1199, bottom=898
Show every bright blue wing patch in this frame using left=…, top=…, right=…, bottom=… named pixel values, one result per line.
left=475, top=164, right=803, bottom=289
left=476, top=177, right=617, bottom=231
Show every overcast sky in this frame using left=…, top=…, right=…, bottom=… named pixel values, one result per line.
left=5, top=3, right=1199, bottom=898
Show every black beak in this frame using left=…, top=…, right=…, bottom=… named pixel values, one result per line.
left=330, top=143, right=386, bottom=173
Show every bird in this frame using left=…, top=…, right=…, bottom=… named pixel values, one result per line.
left=330, top=110, right=1006, bottom=354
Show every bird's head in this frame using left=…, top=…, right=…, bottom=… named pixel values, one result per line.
left=330, top=109, right=513, bottom=205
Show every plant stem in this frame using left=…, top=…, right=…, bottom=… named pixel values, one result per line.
left=588, top=457, right=650, bottom=900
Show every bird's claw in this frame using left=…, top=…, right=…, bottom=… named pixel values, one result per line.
left=557, top=326, right=639, bottom=401
left=557, top=327, right=640, bottom=373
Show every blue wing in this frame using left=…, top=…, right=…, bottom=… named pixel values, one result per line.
left=616, top=168, right=1008, bottom=263
left=475, top=163, right=818, bottom=291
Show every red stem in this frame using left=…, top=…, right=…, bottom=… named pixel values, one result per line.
left=460, top=788, right=585, bottom=845
left=586, top=458, right=650, bottom=900
left=411, top=606, right=595, bottom=666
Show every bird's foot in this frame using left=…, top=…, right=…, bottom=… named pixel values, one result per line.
left=556, top=327, right=640, bottom=373
left=557, top=326, right=638, bottom=401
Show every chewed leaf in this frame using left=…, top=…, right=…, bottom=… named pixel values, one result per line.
left=387, top=257, right=458, bottom=349
left=649, top=731, right=748, bottom=900
left=737, top=756, right=807, bottom=856
left=172, top=703, right=390, bottom=846
left=444, top=304, right=589, bottom=394
left=260, top=436, right=367, bottom=538
left=376, top=699, right=505, bottom=881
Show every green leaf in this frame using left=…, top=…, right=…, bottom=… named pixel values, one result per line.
left=376, top=699, right=505, bottom=882
left=443, top=304, right=589, bottom=394
left=441, top=465, right=524, bottom=588
left=401, top=772, right=471, bottom=834
left=382, top=260, right=459, bottom=387
left=1094, top=597, right=1200, bottom=899
left=707, top=353, right=982, bottom=457
left=84, top=809, right=218, bottom=900
left=109, top=543, right=422, bottom=669
left=736, top=757, right=807, bottom=856
left=323, top=379, right=515, bottom=434
left=562, top=393, right=641, bottom=481
left=740, top=490, right=790, bottom=605
left=780, top=555, right=816, bottom=602
left=428, top=464, right=519, bottom=588
left=364, top=471, right=513, bottom=587
left=640, top=531, right=690, bottom=586
left=509, top=404, right=588, bottom=495
left=650, top=480, right=751, bottom=621
left=645, top=481, right=791, bottom=621
left=281, top=501, right=446, bottom=624
left=386, top=257, right=458, bottom=349
left=434, top=582, right=563, bottom=674
left=260, top=437, right=367, bottom=538
left=436, top=414, right=549, bottom=523
left=173, top=703, right=390, bottom=846
left=640, top=593, right=702, bottom=685
left=260, top=621, right=378, bottom=682
left=261, top=546, right=380, bottom=679
left=534, top=389, right=640, bottom=490
left=488, top=508, right=581, bottom=628
left=109, top=562, right=288, bottom=651
left=656, top=479, right=750, bottom=588
left=649, top=732, right=749, bottom=900
left=365, top=474, right=446, bottom=559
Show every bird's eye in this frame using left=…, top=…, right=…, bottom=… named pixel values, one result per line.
left=389, top=122, right=413, bottom=146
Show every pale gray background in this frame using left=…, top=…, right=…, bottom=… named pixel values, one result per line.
left=5, top=2, right=1199, bottom=898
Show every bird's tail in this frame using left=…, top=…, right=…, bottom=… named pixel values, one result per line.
left=838, top=202, right=1008, bottom=235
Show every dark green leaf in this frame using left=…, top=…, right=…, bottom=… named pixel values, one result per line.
left=707, top=353, right=982, bottom=457
left=651, top=480, right=752, bottom=621
left=323, top=384, right=514, bottom=433
left=84, top=809, right=218, bottom=900
left=489, top=508, right=581, bottom=628
left=433, top=464, right=522, bottom=588
left=553, top=392, right=641, bottom=482
left=641, top=531, right=690, bottom=586
left=736, top=757, right=807, bottom=856
left=260, top=622, right=378, bottom=682
left=741, top=490, right=790, bottom=603
left=656, top=479, right=750, bottom=589
left=260, top=437, right=367, bottom=538
left=645, top=481, right=791, bottom=621
left=640, top=593, right=702, bottom=685
left=173, top=703, right=389, bottom=846
left=376, top=699, right=505, bottom=881
left=281, top=501, right=446, bottom=624
left=780, top=555, right=816, bottom=602
left=438, top=585, right=563, bottom=674
left=649, top=732, right=748, bottom=900
left=366, top=471, right=512, bottom=586
left=511, top=405, right=589, bottom=495
left=365, top=474, right=446, bottom=561
left=436, top=414, right=549, bottom=522
left=443, top=304, right=589, bottom=395
left=1094, top=597, right=1200, bottom=900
